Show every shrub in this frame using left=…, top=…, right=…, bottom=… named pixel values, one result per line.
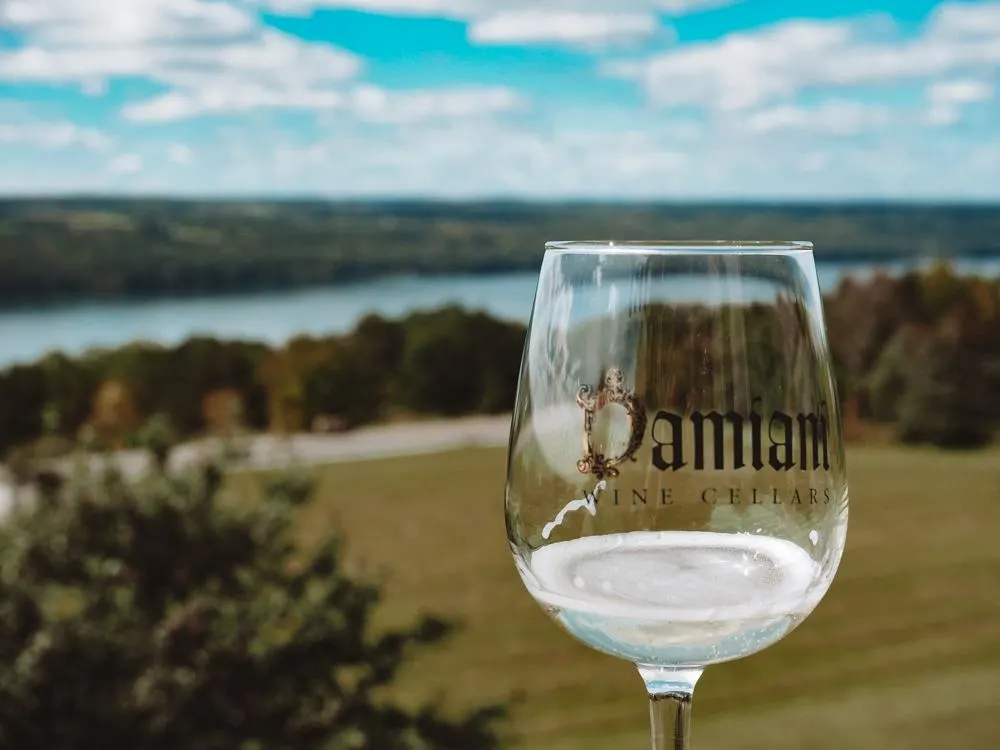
left=0, top=448, right=506, bottom=749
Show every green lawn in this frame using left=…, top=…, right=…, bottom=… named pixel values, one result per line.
left=290, top=444, right=1000, bottom=749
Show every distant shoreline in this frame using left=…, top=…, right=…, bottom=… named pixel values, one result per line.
left=0, top=253, right=997, bottom=315
left=1, top=257, right=998, bottom=370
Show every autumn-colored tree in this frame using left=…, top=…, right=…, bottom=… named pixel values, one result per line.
left=201, top=388, right=245, bottom=437
left=89, top=379, right=140, bottom=448
left=257, top=337, right=338, bottom=433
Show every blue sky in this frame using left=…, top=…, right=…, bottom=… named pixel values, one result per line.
left=0, top=0, right=999, bottom=199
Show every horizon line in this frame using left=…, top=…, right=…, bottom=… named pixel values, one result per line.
left=2, top=193, right=1000, bottom=207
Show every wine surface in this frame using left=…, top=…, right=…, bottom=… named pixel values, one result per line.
left=523, top=530, right=825, bottom=666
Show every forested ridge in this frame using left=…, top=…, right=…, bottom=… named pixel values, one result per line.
left=1, top=199, right=998, bottom=306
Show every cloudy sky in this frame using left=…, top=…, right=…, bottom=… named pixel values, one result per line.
left=1, top=0, right=999, bottom=199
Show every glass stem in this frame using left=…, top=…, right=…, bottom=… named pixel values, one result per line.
left=638, top=666, right=702, bottom=750
left=649, top=690, right=693, bottom=750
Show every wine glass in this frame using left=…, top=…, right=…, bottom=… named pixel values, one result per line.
left=505, top=241, right=848, bottom=749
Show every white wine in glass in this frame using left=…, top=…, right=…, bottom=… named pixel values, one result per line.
left=505, top=241, right=849, bottom=749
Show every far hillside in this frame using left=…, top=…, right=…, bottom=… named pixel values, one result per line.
left=0, top=200, right=998, bottom=307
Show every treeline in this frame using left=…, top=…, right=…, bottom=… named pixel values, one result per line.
left=1, top=199, right=1000, bottom=306
left=0, top=307, right=525, bottom=457
left=827, top=265, right=1000, bottom=447
left=0, top=265, right=997, bottom=457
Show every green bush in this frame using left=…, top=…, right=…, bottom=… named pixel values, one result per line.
left=0, top=451, right=506, bottom=749
left=134, top=413, right=179, bottom=471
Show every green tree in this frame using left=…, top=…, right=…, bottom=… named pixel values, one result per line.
left=397, top=308, right=485, bottom=416
left=897, top=320, right=994, bottom=448
left=302, top=350, right=383, bottom=429
left=40, top=353, right=98, bottom=438
left=396, top=307, right=523, bottom=416
left=0, top=449, right=507, bottom=749
left=867, top=326, right=921, bottom=423
left=350, top=314, right=405, bottom=379
left=0, top=364, right=48, bottom=454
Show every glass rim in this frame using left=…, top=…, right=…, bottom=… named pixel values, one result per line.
left=545, top=240, right=814, bottom=255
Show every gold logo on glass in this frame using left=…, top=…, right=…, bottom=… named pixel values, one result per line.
left=576, top=367, right=646, bottom=480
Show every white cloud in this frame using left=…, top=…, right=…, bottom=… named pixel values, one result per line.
left=255, top=0, right=454, bottom=14
left=5, top=109, right=1000, bottom=199
left=108, top=153, right=144, bottom=175
left=746, top=100, right=893, bottom=136
left=0, top=25, right=361, bottom=91
left=124, top=86, right=345, bottom=122
left=604, top=20, right=855, bottom=110
left=932, top=1, right=1000, bottom=37
left=269, top=120, right=693, bottom=196
left=0, top=0, right=534, bottom=123
left=0, top=121, right=111, bottom=150
left=254, top=0, right=735, bottom=47
left=168, top=144, right=195, bottom=165
left=80, top=78, right=109, bottom=97
left=124, top=82, right=523, bottom=123
left=926, top=78, right=994, bottom=125
left=0, top=0, right=362, bottom=119
left=256, top=0, right=733, bottom=16
left=609, top=1, right=1000, bottom=111
left=4, top=0, right=1000, bottom=198
left=246, top=112, right=1000, bottom=199
left=469, top=11, right=660, bottom=47
left=348, top=85, right=524, bottom=123
left=2, top=0, right=254, bottom=46
left=929, top=79, right=995, bottom=104
left=797, top=152, right=830, bottom=173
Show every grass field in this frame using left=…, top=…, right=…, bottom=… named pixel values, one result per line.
left=287, top=444, right=1000, bottom=749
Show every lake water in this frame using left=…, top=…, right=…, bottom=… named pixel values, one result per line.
left=1, top=256, right=998, bottom=368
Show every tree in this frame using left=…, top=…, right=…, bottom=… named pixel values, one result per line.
left=0, top=364, right=49, bottom=454
left=395, top=308, right=523, bottom=416
left=89, top=379, right=140, bottom=449
left=396, top=309, right=485, bottom=416
left=258, top=337, right=339, bottom=434
left=302, top=351, right=383, bottom=429
left=350, top=314, right=405, bottom=380
left=867, top=325, right=922, bottom=423
left=823, top=272, right=908, bottom=412
left=897, top=318, right=994, bottom=449
left=0, top=447, right=507, bottom=749
left=40, top=353, right=98, bottom=438
left=202, top=388, right=246, bottom=438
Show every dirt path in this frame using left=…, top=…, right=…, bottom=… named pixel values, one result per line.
left=0, top=415, right=513, bottom=514
left=235, top=414, right=512, bottom=469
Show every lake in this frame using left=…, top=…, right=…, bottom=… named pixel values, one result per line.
left=1, top=256, right=998, bottom=367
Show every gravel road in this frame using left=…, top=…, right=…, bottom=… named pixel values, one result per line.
left=0, top=414, right=513, bottom=514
